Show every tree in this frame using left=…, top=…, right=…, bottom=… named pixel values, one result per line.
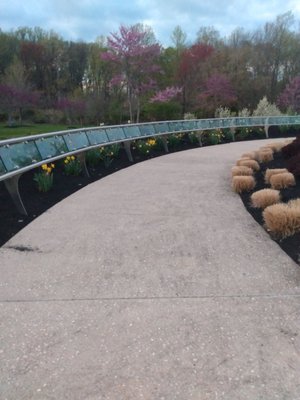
left=198, top=74, right=237, bottom=116
left=277, top=76, right=300, bottom=113
left=101, top=24, right=161, bottom=122
left=177, top=43, right=214, bottom=112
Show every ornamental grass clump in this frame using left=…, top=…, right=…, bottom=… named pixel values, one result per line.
left=236, top=159, right=260, bottom=171
left=64, top=156, right=82, bottom=176
left=34, top=163, right=55, bottom=192
left=241, top=151, right=257, bottom=160
left=231, top=166, right=254, bottom=177
left=258, top=148, right=273, bottom=163
left=264, top=168, right=288, bottom=184
left=264, top=142, right=285, bottom=152
left=250, top=189, right=281, bottom=209
left=270, top=172, right=296, bottom=189
left=263, top=200, right=300, bottom=238
left=232, top=176, right=256, bottom=193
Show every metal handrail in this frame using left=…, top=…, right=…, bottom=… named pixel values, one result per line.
left=0, top=115, right=299, bottom=215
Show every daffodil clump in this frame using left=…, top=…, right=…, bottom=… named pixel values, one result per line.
left=98, top=144, right=120, bottom=168
left=207, top=129, right=224, bottom=145
left=64, top=155, right=82, bottom=176
left=167, top=133, right=183, bottom=149
left=136, top=138, right=157, bottom=156
left=34, top=163, right=55, bottom=192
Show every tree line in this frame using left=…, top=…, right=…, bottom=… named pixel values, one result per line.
left=0, top=11, right=300, bottom=126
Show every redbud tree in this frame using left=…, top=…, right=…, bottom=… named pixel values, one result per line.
left=102, top=25, right=161, bottom=123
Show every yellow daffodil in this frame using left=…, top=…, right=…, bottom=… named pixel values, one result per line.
left=64, top=159, right=69, bottom=164
left=71, top=156, right=75, bottom=160
left=51, top=164, right=55, bottom=168
left=47, top=167, right=52, bottom=174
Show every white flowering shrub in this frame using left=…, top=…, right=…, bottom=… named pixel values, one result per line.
left=238, top=108, right=251, bottom=117
left=215, top=107, right=233, bottom=118
left=253, top=96, right=282, bottom=116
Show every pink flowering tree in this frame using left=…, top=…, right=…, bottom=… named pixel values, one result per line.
left=0, top=84, right=39, bottom=125
left=150, top=86, right=182, bottom=103
left=101, top=25, right=161, bottom=122
left=198, top=74, right=237, bottom=116
left=56, top=97, right=86, bottom=125
left=277, top=76, right=300, bottom=114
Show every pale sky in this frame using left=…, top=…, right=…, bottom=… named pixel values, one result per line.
left=0, top=0, right=300, bottom=45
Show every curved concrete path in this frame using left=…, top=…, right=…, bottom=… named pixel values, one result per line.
left=0, top=139, right=299, bottom=400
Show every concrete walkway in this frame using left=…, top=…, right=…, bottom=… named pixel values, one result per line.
left=0, top=139, right=299, bottom=400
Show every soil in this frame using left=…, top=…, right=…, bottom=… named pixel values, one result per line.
left=240, top=142, right=300, bottom=265
left=1, top=128, right=300, bottom=266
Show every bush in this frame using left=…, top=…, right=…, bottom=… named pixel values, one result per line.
left=265, top=168, right=288, bottom=184
left=232, top=176, right=256, bottom=193
left=236, top=159, right=260, bottom=171
left=231, top=166, right=254, bottom=177
left=263, top=200, right=300, bottom=238
left=258, top=148, right=273, bottom=163
left=250, top=189, right=281, bottom=209
left=270, top=172, right=296, bottom=189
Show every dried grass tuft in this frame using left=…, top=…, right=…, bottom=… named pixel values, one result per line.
left=236, top=159, right=260, bottom=171
left=264, top=168, right=288, bottom=184
left=232, top=175, right=256, bottom=193
left=258, top=148, right=273, bottom=163
left=250, top=189, right=281, bottom=209
left=288, top=198, right=300, bottom=208
left=231, top=166, right=254, bottom=177
left=264, top=142, right=285, bottom=152
left=270, top=172, right=296, bottom=189
left=241, top=151, right=256, bottom=160
left=263, top=200, right=300, bottom=238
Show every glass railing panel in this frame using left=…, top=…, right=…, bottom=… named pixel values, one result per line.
left=153, top=122, right=169, bottom=134
left=86, top=129, right=109, bottom=145
left=35, top=135, right=68, bottom=159
left=105, top=127, right=126, bottom=141
left=123, top=125, right=141, bottom=139
left=63, top=131, right=90, bottom=151
left=139, top=124, right=156, bottom=136
left=0, top=141, right=42, bottom=172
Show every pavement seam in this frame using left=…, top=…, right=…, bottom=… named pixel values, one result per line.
left=1, top=293, right=300, bottom=304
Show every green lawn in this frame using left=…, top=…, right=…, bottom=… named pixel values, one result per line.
left=0, top=123, right=80, bottom=140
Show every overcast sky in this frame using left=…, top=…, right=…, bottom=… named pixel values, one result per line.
left=0, top=0, right=300, bottom=45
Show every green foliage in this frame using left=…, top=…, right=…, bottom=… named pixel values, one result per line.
left=33, top=163, right=54, bottom=192
left=63, top=156, right=82, bottom=176
left=143, top=101, right=181, bottom=121
left=134, top=138, right=157, bottom=156
left=188, top=132, right=199, bottom=145
left=167, top=133, right=184, bottom=149
left=86, top=148, right=102, bottom=167
left=98, top=144, right=121, bottom=168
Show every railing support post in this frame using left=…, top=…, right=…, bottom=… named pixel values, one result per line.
left=195, top=130, right=203, bottom=146
left=124, top=141, right=134, bottom=162
left=4, top=174, right=27, bottom=216
left=76, top=152, right=90, bottom=177
left=161, top=136, right=169, bottom=153
left=230, top=127, right=236, bottom=141
left=264, top=125, right=269, bottom=138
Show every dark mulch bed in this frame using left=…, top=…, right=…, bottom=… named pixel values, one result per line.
left=240, top=145, right=300, bottom=265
